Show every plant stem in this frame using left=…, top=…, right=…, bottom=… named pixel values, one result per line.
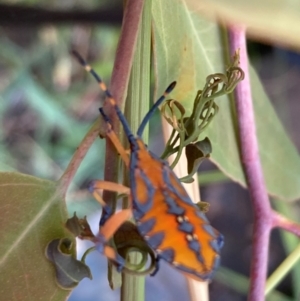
left=265, top=243, right=300, bottom=297
left=58, top=121, right=100, bottom=198
left=228, top=26, right=272, bottom=301
left=57, top=1, right=144, bottom=199
left=272, top=211, right=300, bottom=237
left=103, top=0, right=145, bottom=290
left=121, top=0, right=151, bottom=300
left=272, top=200, right=300, bottom=298
left=103, top=0, right=145, bottom=190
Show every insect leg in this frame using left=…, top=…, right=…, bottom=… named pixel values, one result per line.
left=96, top=209, right=132, bottom=271
left=150, top=255, right=161, bottom=277
left=103, top=245, right=126, bottom=272
left=89, top=180, right=130, bottom=225
left=99, top=107, right=129, bottom=167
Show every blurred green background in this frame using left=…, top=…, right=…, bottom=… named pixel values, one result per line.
left=1, top=1, right=300, bottom=301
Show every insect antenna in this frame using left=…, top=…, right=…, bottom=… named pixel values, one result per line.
left=72, top=50, right=176, bottom=145
left=137, top=81, right=176, bottom=137
left=71, top=50, right=135, bottom=145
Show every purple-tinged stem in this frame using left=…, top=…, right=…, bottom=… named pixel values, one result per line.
left=58, top=1, right=144, bottom=199
left=272, top=211, right=300, bottom=237
left=102, top=0, right=144, bottom=192
left=228, top=26, right=272, bottom=301
left=58, top=122, right=100, bottom=197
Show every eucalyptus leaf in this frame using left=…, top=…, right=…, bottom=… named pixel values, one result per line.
left=185, top=0, right=300, bottom=50
left=0, top=172, right=74, bottom=301
left=152, top=0, right=300, bottom=201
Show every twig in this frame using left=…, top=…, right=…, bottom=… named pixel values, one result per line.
left=58, top=121, right=100, bottom=197
left=102, top=0, right=144, bottom=201
left=228, top=26, right=272, bottom=301
left=272, top=211, right=300, bottom=237
left=101, top=0, right=144, bottom=292
left=58, top=1, right=144, bottom=199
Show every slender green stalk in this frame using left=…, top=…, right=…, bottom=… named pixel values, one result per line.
left=270, top=200, right=300, bottom=298
left=215, top=267, right=292, bottom=301
left=198, top=170, right=230, bottom=185
left=265, top=243, right=300, bottom=297
left=169, top=130, right=185, bottom=169
left=121, top=1, right=151, bottom=300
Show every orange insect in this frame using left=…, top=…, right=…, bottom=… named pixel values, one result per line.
left=72, top=51, right=223, bottom=281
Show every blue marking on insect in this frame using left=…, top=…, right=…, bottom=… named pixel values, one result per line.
left=210, top=238, right=222, bottom=253
left=130, top=161, right=155, bottom=215
left=175, top=263, right=211, bottom=281
left=196, top=253, right=205, bottom=265
left=162, top=166, right=196, bottom=206
left=71, top=51, right=224, bottom=281
left=146, top=232, right=165, bottom=249
left=95, top=233, right=107, bottom=253
left=99, top=209, right=112, bottom=226
left=137, top=217, right=156, bottom=235
left=132, top=208, right=144, bottom=220
left=164, top=193, right=186, bottom=215
left=158, top=248, right=175, bottom=263
left=88, top=180, right=113, bottom=225
left=216, top=233, right=225, bottom=249
left=202, top=224, right=217, bottom=237
left=194, top=210, right=209, bottom=223
left=187, top=239, right=201, bottom=253
left=212, top=255, right=221, bottom=271
left=114, top=254, right=126, bottom=272
left=178, top=221, right=194, bottom=233
left=139, top=169, right=156, bottom=207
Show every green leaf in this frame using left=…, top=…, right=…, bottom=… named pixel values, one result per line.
left=46, top=238, right=92, bottom=289
left=250, top=67, right=300, bottom=201
left=152, top=0, right=300, bottom=201
left=0, top=172, right=74, bottom=301
left=184, top=0, right=300, bottom=50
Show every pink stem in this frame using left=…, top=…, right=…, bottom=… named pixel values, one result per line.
left=228, top=26, right=272, bottom=301
left=58, top=1, right=144, bottom=198
left=272, top=211, right=300, bottom=237
left=102, top=1, right=144, bottom=203
left=58, top=121, right=100, bottom=197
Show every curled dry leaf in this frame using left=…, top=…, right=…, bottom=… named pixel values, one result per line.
left=46, top=238, right=92, bottom=290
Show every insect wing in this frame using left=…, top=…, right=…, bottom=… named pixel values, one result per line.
left=130, top=139, right=223, bottom=280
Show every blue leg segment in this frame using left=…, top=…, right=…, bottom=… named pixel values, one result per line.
left=114, top=253, right=126, bottom=272
left=99, top=107, right=111, bottom=123
left=88, top=180, right=113, bottom=226
left=150, top=255, right=161, bottom=277
left=99, top=205, right=113, bottom=226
